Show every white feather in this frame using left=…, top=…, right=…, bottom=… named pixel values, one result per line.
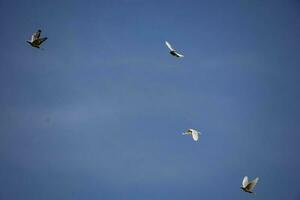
left=165, top=41, right=174, bottom=51
left=174, top=52, right=184, bottom=57
left=242, top=176, right=249, bottom=188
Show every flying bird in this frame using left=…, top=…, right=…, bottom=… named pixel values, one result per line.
left=241, top=176, right=259, bottom=194
left=165, top=41, right=184, bottom=58
left=27, top=29, right=48, bottom=48
left=182, top=129, right=200, bottom=141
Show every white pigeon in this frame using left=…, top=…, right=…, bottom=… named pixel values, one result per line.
left=241, top=176, right=259, bottom=194
left=182, top=129, right=200, bottom=141
left=27, top=29, right=48, bottom=48
left=165, top=41, right=184, bottom=58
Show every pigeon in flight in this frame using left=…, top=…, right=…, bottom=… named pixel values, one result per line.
left=27, top=29, right=48, bottom=48
left=241, top=176, right=259, bottom=194
left=182, top=129, right=200, bottom=141
left=165, top=41, right=184, bottom=58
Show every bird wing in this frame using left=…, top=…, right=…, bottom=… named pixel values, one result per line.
left=174, top=52, right=184, bottom=58
left=31, top=34, right=36, bottom=42
left=182, top=129, right=191, bottom=135
left=37, top=37, right=48, bottom=45
left=191, top=131, right=199, bottom=141
left=246, top=177, right=259, bottom=191
left=242, top=176, right=249, bottom=187
left=165, top=41, right=175, bottom=51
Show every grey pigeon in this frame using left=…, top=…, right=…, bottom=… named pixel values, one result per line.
left=165, top=41, right=184, bottom=58
left=182, top=129, right=201, bottom=141
left=27, top=29, right=48, bottom=48
left=241, top=176, right=259, bottom=194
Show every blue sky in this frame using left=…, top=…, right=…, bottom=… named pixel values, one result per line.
left=0, top=0, right=300, bottom=199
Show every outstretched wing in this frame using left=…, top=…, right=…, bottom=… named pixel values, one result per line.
left=246, top=177, right=259, bottom=191
left=174, top=52, right=184, bottom=58
left=192, top=132, right=199, bottom=141
left=165, top=41, right=175, bottom=51
left=37, top=37, right=48, bottom=45
left=191, top=131, right=199, bottom=141
left=242, top=176, right=249, bottom=188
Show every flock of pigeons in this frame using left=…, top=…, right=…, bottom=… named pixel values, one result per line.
left=26, top=29, right=259, bottom=195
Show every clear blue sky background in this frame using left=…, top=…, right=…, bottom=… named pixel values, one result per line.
left=0, top=0, right=300, bottom=199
